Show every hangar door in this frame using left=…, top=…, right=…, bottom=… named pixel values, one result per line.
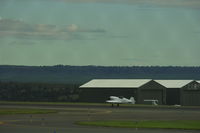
left=182, top=91, right=200, bottom=106
left=166, top=88, right=180, bottom=105
left=140, top=90, right=163, bottom=105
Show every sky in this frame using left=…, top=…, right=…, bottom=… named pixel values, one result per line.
left=0, top=0, right=200, bottom=66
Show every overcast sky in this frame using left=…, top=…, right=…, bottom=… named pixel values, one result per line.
left=0, top=0, right=200, bottom=66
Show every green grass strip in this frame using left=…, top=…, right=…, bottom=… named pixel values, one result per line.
left=76, top=120, right=200, bottom=130
left=0, top=108, right=57, bottom=115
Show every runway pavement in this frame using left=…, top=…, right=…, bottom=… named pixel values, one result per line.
left=0, top=104, right=200, bottom=133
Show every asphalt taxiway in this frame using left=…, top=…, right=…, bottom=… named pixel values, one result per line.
left=0, top=104, right=200, bottom=133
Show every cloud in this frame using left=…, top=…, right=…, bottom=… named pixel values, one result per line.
left=79, top=28, right=106, bottom=33
left=64, top=24, right=106, bottom=33
left=0, top=19, right=33, bottom=32
left=0, top=19, right=58, bottom=32
left=67, top=24, right=79, bottom=32
left=35, top=24, right=57, bottom=32
left=0, top=18, right=106, bottom=41
left=58, top=0, right=200, bottom=9
left=8, top=40, right=37, bottom=45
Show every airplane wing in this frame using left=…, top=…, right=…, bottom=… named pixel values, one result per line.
left=106, top=100, right=122, bottom=103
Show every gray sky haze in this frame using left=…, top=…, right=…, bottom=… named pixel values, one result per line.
left=0, top=0, right=200, bottom=66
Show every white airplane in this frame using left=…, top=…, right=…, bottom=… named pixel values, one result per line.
left=106, top=96, right=136, bottom=107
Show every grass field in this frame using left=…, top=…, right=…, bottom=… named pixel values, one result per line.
left=0, top=108, right=57, bottom=115
left=76, top=120, right=200, bottom=130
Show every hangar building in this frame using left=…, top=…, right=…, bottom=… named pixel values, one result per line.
left=180, top=80, right=200, bottom=106
left=137, top=80, right=166, bottom=105
left=155, top=80, right=200, bottom=106
left=155, top=80, right=192, bottom=105
left=79, top=79, right=200, bottom=106
left=79, top=79, right=150, bottom=103
left=79, top=79, right=166, bottom=104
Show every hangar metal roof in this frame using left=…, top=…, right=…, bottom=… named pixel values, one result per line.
left=80, top=79, right=151, bottom=88
left=155, top=80, right=193, bottom=88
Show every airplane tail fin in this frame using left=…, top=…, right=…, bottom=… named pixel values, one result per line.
left=130, top=97, right=136, bottom=104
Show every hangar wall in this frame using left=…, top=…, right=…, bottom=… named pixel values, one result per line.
left=138, top=80, right=166, bottom=105
left=181, top=81, right=200, bottom=106
left=80, top=88, right=136, bottom=103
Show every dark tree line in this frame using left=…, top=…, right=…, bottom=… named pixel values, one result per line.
left=0, top=65, right=200, bottom=84
left=0, top=81, right=80, bottom=102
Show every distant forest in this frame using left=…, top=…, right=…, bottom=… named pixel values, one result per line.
left=0, top=65, right=200, bottom=84
left=0, top=65, right=200, bottom=102
left=0, top=82, right=80, bottom=102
